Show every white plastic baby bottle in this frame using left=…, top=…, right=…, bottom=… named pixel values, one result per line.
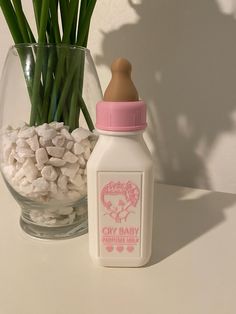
left=87, top=58, right=154, bottom=267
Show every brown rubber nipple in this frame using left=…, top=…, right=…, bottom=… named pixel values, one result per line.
left=104, top=58, right=139, bottom=101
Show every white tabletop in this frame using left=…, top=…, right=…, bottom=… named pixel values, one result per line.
left=0, top=177, right=236, bottom=314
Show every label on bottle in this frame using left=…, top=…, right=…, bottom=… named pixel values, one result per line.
left=97, top=171, right=142, bottom=258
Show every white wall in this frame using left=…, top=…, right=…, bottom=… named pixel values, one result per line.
left=1, top=0, right=236, bottom=194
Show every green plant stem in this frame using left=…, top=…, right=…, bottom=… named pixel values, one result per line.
left=42, top=48, right=57, bottom=121
left=0, top=0, right=24, bottom=43
left=1, top=0, right=97, bottom=131
left=48, top=0, right=79, bottom=122
left=70, top=0, right=79, bottom=44
left=30, top=0, right=50, bottom=125
left=49, top=0, right=61, bottom=44
left=32, top=0, right=42, bottom=36
left=12, top=0, right=31, bottom=42
left=25, top=18, right=36, bottom=43
left=53, top=63, right=76, bottom=121
left=59, top=0, right=69, bottom=32
left=77, top=0, right=97, bottom=46
left=62, top=0, right=79, bottom=43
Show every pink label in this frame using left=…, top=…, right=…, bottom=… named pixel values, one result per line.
left=97, top=172, right=142, bottom=258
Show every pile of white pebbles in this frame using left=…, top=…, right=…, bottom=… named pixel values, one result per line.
left=1, top=122, right=96, bottom=226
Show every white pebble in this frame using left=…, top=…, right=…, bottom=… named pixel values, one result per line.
left=18, top=126, right=35, bottom=138
left=42, top=128, right=57, bottom=140
left=67, top=183, right=79, bottom=191
left=58, top=207, right=74, bottom=215
left=16, top=147, right=34, bottom=158
left=16, top=138, right=29, bottom=148
left=20, top=177, right=30, bottom=186
left=26, top=134, right=39, bottom=151
left=60, top=128, right=73, bottom=140
left=13, top=153, right=25, bottom=163
left=61, top=163, right=80, bottom=178
left=39, top=137, right=52, bottom=147
left=35, top=163, right=44, bottom=171
left=30, top=209, right=43, bottom=222
left=52, top=135, right=65, bottom=147
left=3, top=165, right=16, bottom=178
left=49, top=182, right=57, bottom=194
left=49, top=122, right=64, bottom=130
left=36, top=124, right=57, bottom=140
left=57, top=174, right=68, bottom=191
left=14, top=168, right=25, bottom=181
left=35, top=148, right=49, bottom=164
left=41, top=165, right=58, bottom=181
left=69, top=172, right=84, bottom=186
left=68, top=212, right=76, bottom=224
left=79, top=184, right=87, bottom=197
left=8, top=149, right=16, bottom=164
left=63, top=151, right=78, bottom=163
left=6, top=130, right=18, bottom=142
left=32, top=177, right=49, bottom=192
left=46, top=146, right=65, bottom=158
left=83, top=146, right=91, bottom=160
left=67, top=190, right=81, bottom=200
left=56, top=217, right=70, bottom=225
left=48, top=157, right=66, bottom=167
left=22, top=158, right=38, bottom=182
left=73, top=142, right=84, bottom=155
left=71, top=128, right=91, bottom=142
left=80, top=138, right=91, bottom=149
left=66, top=141, right=74, bottom=150
left=35, top=123, right=48, bottom=136
left=78, top=156, right=86, bottom=168
left=79, top=169, right=84, bottom=175
left=90, top=139, right=97, bottom=150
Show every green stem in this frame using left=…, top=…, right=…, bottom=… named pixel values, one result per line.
left=53, top=63, right=76, bottom=121
left=42, top=48, right=57, bottom=121
left=12, top=0, right=30, bottom=42
left=49, top=0, right=61, bottom=44
left=0, top=0, right=24, bottom=43
left=30, top=0, right=50, bottom=125
left=59, top=0, right=69, bottom=33
left=77, top=0, right=97, bottom=46
left=32, top=0, right=42, bottom=36
left=62, top=0, right=79, bottom=43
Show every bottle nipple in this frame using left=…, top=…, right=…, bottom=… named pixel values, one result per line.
left=104, top=58, right=139, bottom=102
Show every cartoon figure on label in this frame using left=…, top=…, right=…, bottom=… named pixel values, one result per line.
left=101, top=181, right=140, bottom=223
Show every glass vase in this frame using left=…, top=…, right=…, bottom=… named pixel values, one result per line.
left=0, top=44, right=102, bottom=239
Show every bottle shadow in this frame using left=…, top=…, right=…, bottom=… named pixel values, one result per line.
left=148, top=182, right=236, bottom=265
left=96, top=0, right=236, bottom=190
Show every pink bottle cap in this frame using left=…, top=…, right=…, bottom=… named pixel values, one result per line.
left=96, top=100, right=147, bottom=131
left=96, top=58, right=147, bottom=132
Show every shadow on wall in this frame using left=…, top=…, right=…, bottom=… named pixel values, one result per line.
left=149, top=182, right=236, bottom=265
left=96, top=0, right=236, bottom=190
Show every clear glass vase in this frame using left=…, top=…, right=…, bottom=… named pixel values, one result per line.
left=0, top=44, right=102, bottom=239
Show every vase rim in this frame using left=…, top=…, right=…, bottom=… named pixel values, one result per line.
left=12, top=43, right=90, bottom=54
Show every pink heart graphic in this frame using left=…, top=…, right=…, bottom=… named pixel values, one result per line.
left=127, top=246, right=134, bottom=252
left=116, top=246, right=124, bottom=253
left=106, top=246, right=113, bottom=252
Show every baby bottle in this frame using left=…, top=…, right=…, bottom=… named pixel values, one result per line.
left=87, top=58, right=154, bottom=267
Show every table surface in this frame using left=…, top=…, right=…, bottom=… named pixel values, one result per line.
left=0, top=177, right=236, bottom=314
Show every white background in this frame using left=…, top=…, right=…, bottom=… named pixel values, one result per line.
left=1, top=0, right=236, bottom=194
